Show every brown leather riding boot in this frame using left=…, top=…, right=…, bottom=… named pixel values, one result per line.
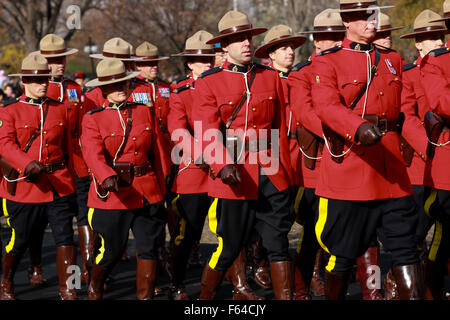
left=199, top=264, right=224, bottom=300
left=384, top=268, right=399, bottom=300
left=310, top=249, right=325, bottom=296
left=229, top=251, right=264, bottom=300
left=324, top=271, right=350, bottom=300
left=56, top=245, right=77, bottom=300
left=270, top=261, right=293, bottom=300
left=356, top=246, right=383, bottom=300
left=136, top=259, right=158, bottom=300
left=78, top=225, right=95, bottom=285
left=28, top=247, right=46, bottom=286
left=392, top=264, right=424, bottom=300
left=293, top=252, right=312, bottom=300
left=424, top=259, right=445, bottom=300
left=246, top=232, right=271, bottom=289
left=88, top=263, right=108, bottom=300
left=1, top=253, right=20, bottom=300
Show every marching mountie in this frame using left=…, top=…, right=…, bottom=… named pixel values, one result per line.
left=288, top=8, right=346, bottom=300
left=80, top=58, right=169, bottom=300
left=310, top=0, right=424, bottom=300
left=414, top=8, right=450, bottom=300
left=36, top=33, right=96, bottom=285
left=0, top=53, right=78, bottom=300
left=192, top=11, right=295, bottom=300
left=254, top=24, right=307, bottom=294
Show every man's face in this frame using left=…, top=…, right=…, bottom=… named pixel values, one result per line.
left=46, top=56, right=66, bottom=75
left=373, top=30, right=392, bottom=48
left=342, top=11, right=379, bottom=43
left=23, top=76, right=49, bottom=98
left=222, top=32, right=254, bottom=65
left=187, top=56, right=214, bottom=78
left=313, top=33, right=344, bottom=54
left=136, top=61, right=158, bottom=80
left=415, top=33, right=445, bottom=57
left=102, top=80, right=131, bottom=103
left=268, top=43, right=296, bottom=70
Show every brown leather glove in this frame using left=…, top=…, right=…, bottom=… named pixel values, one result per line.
left=102, top=176, right=119, bottom=192
left=219, top=164, right=241, bottom=186
left=24, top=160, right=44, bottom=182
left=356, top=122, right=382, bottom=146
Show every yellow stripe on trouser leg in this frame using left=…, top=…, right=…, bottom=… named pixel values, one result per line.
left=315, top=197, right=336, bottom=272
left=294, top=187, right=305, bottom=219
left=428, top=221, right=442, bottom=262
left=424, top=189, right=437, bottom=218
left=296, top=227, right=304, bottom=254
left=207, top=198, right=223, bottom=270
left=3, top=199, right=15, bottom=253
left=171, top=195, right=186, bottom=246
left=87, top=208, right=105, bottom=264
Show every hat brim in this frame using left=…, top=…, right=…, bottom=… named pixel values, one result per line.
left=8, top=72, right=63, bottom=77
left=90, top=54, right=143, bottom=61
left=206, top=27, right=268, bottom=44
left=39, top=48, right=79, bottom=58
left=135, top=56, right=170, bottom=61
left=338, top=5, right=394, bottom=13
left=254, top=36, right=307, bottom=58
left=400, top=28, right=449, bottom=39
left=429, top=17, right=450, bottom=23
left=298, top=29, right=346, bottom=34
left=85, top=71, right=140, bottom=87
left=171, top=53, right=219, bottom=57
left=376, top=26, right=405, bottom=32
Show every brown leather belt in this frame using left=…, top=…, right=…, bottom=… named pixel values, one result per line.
left=133, top=162, right=153, bottom=177
left=43, top=161, right=66, bottom=174
left=288, top=131, right=297, bottom=139
left=363, top=115, right=399, bottom=133
left=226, top=137, right=272, bottom=154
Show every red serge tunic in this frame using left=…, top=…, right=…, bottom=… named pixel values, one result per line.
left=311, top=38, right=412, bottom=201
left=191, top=60, right=293, bottom=200
left=167, top=74, right=209, bottom=194
left=0, top=95, right=76, bottom=202
left=80, top=100, right=168, bottom=209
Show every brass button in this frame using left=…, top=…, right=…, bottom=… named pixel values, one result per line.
left=46, top=157, right=49, bottom=160
left=252, top=108, right=256, bottom=112
left=132, top=137, right=136, bottom=141
left=146, top=127, right=150, bottom=131
left=253, top=125, right=257, bottom=129
left=134, top=152, right=138, bottom=155
left=59, top=122, right=63, bottom=126
left=296, top=122, right=300, bottom=126
left=45, top=144, right=48, bottom=147
left=229, top=101, right=233, bottom=105
left=379, top=92, right=384, bottom=96
left=353, top=80, right=358, bottom=83
left=268, top=96, right=273, bottom=100
left=43, top=131, right=47, bottom=134
left=111, top=133, right=115, bottom=136
left=24, top=125, right=28, bottom=128
left=382, top=113, right=386, bottom=117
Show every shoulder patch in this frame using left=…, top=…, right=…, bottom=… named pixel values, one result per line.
left=199, top=67, right=223, bottom=78
left=86, top=86, right=97, bottom=93
left=172, top=75, right=189, bottom=85
left=317, top=45, right=342, bottom=56
left=87, top=107, right=105, bottom=115
left=0, top=98, right=19, bottom=108
left=172, top=84, right=191, bottom=94
left=402, top=63, right=417, bottom=72
left=428, top=47, right=450, bottom=57
left=47, top=97, right=64, bottom=104
left=253, top=63, right=275, bottom=71
left=291, top=60, right=312, bottom=72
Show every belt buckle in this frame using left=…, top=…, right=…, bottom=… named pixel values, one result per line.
left=378, top=118, right=388, bottom=133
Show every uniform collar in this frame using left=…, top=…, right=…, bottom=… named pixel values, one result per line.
left=50, top=76, right=63, bottom=83
left=107, top=101, right=128, bottom=110
left=138, top=75, right=156, bottom=84
left=414, top=55, right=423, bottom=67
left=223, top=60, right=253, bottom=73
left=269, top=63, right=290, bottom=78
left=20, top=95, right=47, bottom=105
left=343, top=37, right=373, bottom=51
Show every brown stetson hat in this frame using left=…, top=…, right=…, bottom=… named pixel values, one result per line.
left=85, top=58, right=140, bottom=87
left=206, top=11, right=267, bottom=44
left=298, top=9, right=346, bottom=34
left=37, top=34, right=78, bottom=58
left=255, top=25, right=306, bottom=59
left=9, top=52, right=61, bottom=77
left=135, top=41, right=170, bottom=61
left=90, top=37, right=141, bottom=61
left=400, top=10, right=448, bottom=39
left=376, top=12, right=404, bottom=33
left=430, top=0, right=450, bottom=22
left=172, top=31, right=218, bottom=57
left=338, top=0, right=393, bottom=13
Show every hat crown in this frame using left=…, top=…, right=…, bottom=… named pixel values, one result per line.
left=40, top=34, right=66, bottom=51
left=378, top=12, right=391, bottom=28
left=103, top=37, right=131, bottom=55
left=314, top=9, right=344, bottom=28
left=263, top=25, right=293, bottom=44
left=185, top=31, right=215, bottom=50
left=414, top=9, right=445, bottom=30
left=218, top=11, right=251, bottom=32
left=22, top=52, right=49, bottom=71
left=444, top=0, right=450, bottom=13
left=136, top=41, right=159, bottom=57
left=96, top=59, right=126, bottom=78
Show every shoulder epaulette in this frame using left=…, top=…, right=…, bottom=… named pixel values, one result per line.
left=291, top=60, right=312, bottom=72
left=47, top=97, right=64, bottom=104
left=317, top=45, right=342, bottom=56
left=254, top=63, right=275, bottom=71
left=428, top=47, right=450, bottom=57
left=157, top=77, right=170, bottom=85
left=0, top=98, right=19, bottom=108
left=172, top=76, right=189, bottom=85
left=86, top=86, right=97, bottom=93
left=172, top=84, right=191, bottom=94
left=199, top=67, right=223, bottom=78
left=87, top=107, right=105, bottom=115
left=402, top=63, right=417, bottom=72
